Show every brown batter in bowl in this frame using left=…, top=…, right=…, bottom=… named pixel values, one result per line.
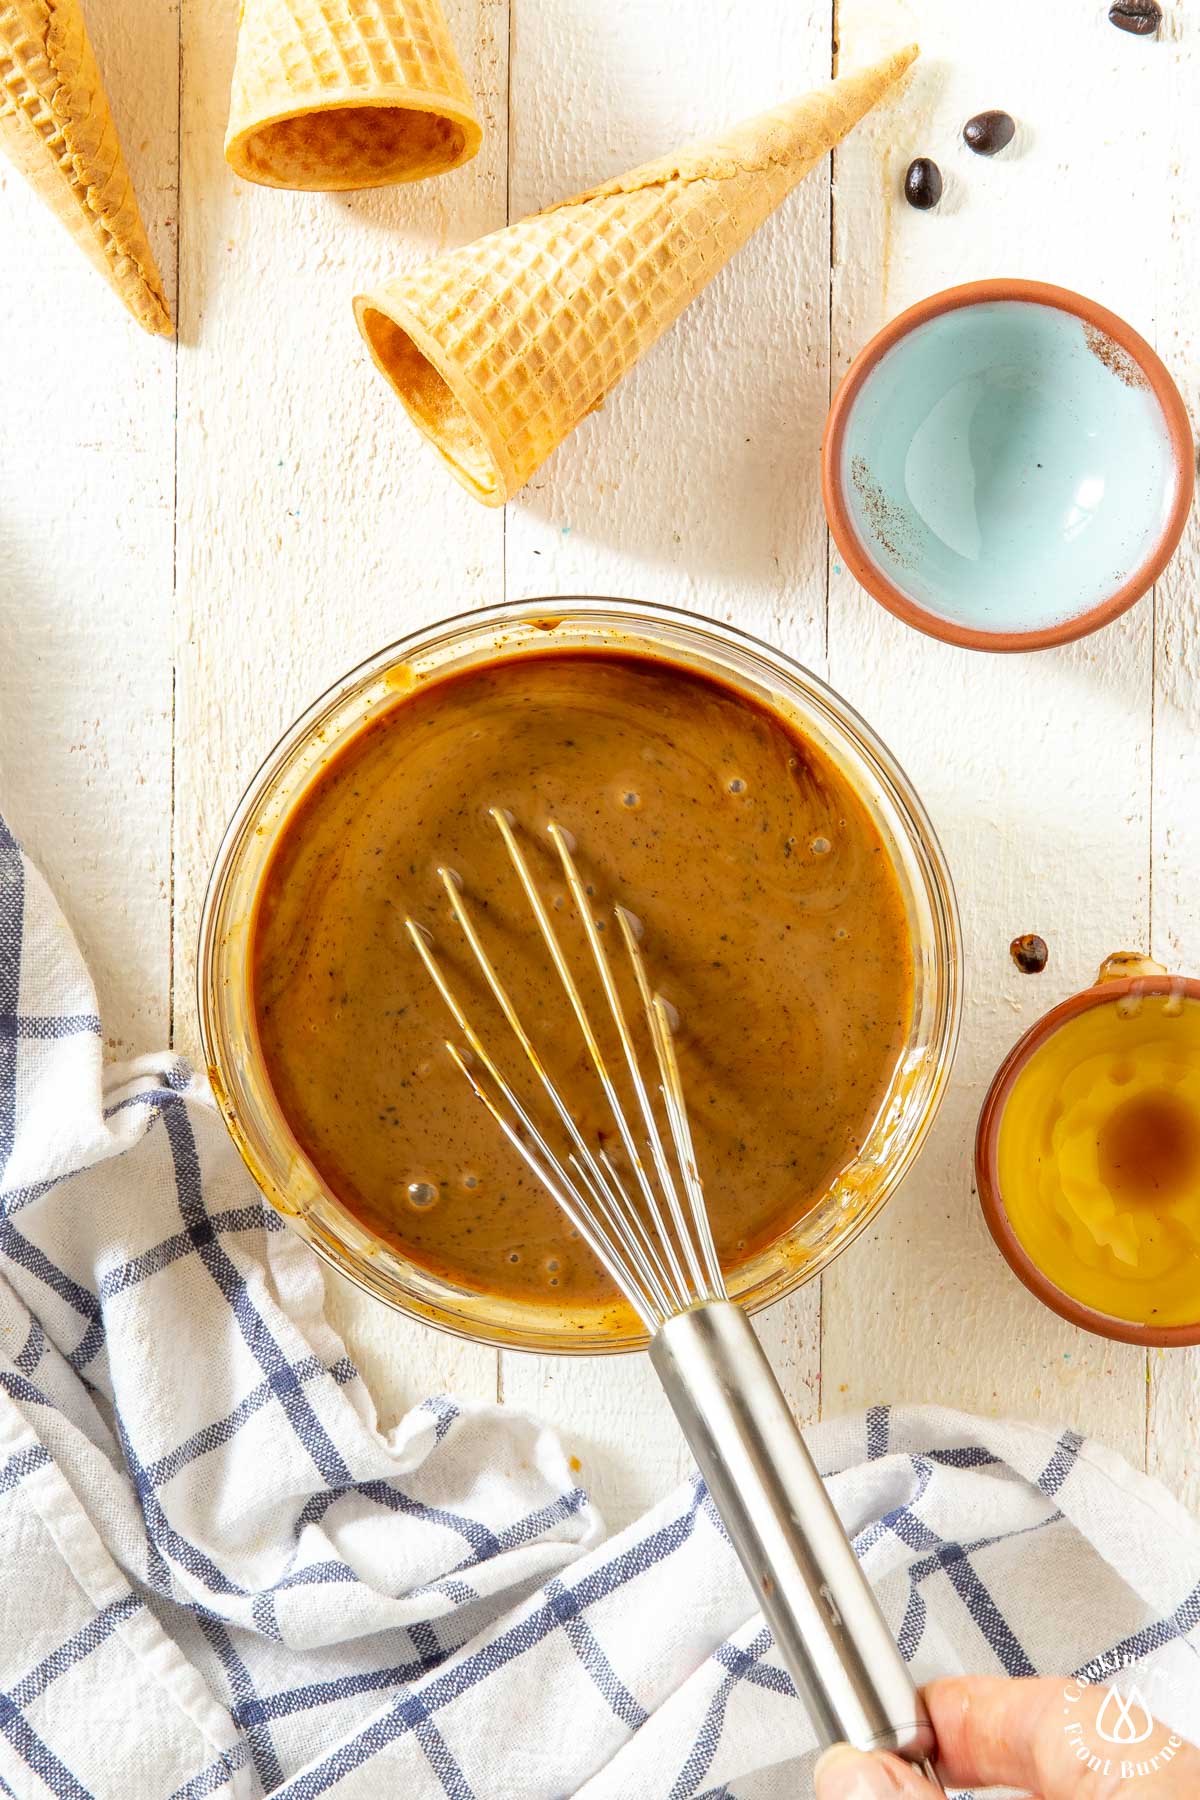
left=251, top=649, right=913, bottom=1319
left=200, top=601, right=960, bottom=1352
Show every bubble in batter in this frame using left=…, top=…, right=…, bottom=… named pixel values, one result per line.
left=406, top=1180, right=439, bottom=1211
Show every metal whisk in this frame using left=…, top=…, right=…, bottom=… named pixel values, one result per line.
left=407, top=809, right=941, bottom=1779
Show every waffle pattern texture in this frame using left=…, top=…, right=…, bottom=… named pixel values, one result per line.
left=225, top=0, right=481, bottom=191
left=354, top=46, right=917, bottom=506
left=0, top=0, right=171, bottom=334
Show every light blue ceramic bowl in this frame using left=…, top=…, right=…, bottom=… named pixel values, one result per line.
left=823, top=280, right=1193, bottom=651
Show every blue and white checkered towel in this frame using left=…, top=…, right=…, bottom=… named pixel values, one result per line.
left=1, top=811, right=1198, bottom=1800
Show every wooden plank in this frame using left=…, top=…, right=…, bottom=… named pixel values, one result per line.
left=824, top=0, right=1170, bottom=1473
left=0, top=0, right=179, bottom=1055
left=1147, top=8, right=1200, bottom=1514
left=499, top=0, right=831, bottom=1531
left=172, top=0, right=510, bottom=1415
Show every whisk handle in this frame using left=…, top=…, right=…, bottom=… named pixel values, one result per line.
left=649, top=1300, right=938, bottom=1767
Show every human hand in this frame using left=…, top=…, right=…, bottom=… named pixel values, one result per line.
left=813, top=1675, right=1199, bottom=1796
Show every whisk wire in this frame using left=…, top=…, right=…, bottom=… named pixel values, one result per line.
left=545, top=820, right=706, bottom=1308
left=430, top=867, right=670, bottom=1299
left=567, top=1149, right=680, bottom=1318
left=490, top=809, right=694, bottom=1312
left=406, top=810, right=728, bottom=1328
left=651, top=994, right=725, bottom=1299
left=575, top=1139, right=688, bottom=1310
left=407, top=905, right=676, bottom=1325
left=443, top=1042, right=660, bottom=1330
left=615, top=905, right=725, bottom=1303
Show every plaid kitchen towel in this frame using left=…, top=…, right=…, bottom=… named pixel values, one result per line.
left=1, top=812, right=1199, bottom=1800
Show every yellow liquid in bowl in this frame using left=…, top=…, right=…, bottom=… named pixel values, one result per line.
left=997, top=994, right=1200, bottom=1327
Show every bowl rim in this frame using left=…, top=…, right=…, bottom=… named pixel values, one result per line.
left=821, top=277, right=1196, bottom=654
left=975, top=971, right=1200, bottom=1346
left=198, top=594, right=963, bottom=1354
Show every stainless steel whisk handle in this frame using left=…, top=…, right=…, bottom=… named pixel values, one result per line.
left=649, top=1301, right=939, bottom=1770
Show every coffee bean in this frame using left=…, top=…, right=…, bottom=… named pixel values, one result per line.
left=963, top=109, right=1016, bottom=155
left=1010, top=933, right=1049, bottom=975
left=904, top=157, right=943, bottom=210
left=1109, top=0, right=1162, bottom=33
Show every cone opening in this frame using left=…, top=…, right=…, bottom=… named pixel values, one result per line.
left=360, top=308, right=501, bottom=503
left=231, top=102, right=472, bottom=191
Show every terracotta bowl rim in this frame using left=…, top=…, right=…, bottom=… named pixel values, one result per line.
left=821, top=277, right=1195, bottom=654
left=975, top=973, right=1200, bottom=1346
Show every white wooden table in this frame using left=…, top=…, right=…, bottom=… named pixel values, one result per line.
left=2, top=0, right=1197, bottom=1535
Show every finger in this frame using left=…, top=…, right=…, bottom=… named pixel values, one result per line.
left=923, top=1675, right=1059, bottom=1790
left=814, top=1743, right=939, bottom=1797
left=924, top=1674, right=1200, bottom=1796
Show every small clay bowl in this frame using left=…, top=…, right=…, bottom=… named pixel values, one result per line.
left=822, top=280, right=1194, bottom=652
left=976, top=955, right=1200, bottom=1346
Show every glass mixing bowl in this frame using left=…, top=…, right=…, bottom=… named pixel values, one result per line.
left=198, top=598, right=961, bottom=1353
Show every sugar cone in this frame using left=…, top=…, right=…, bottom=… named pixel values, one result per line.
left=353, top=47, right=918, bottom=506
left=225, top=0, right=481, bottom=191
left=0, top=0, right=171, bottom=334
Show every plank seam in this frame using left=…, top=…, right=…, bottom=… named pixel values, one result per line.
left=818, top=0, right=838, bottom=1422
left=168, top=0, right=183, bottom=1052
left=497, top=0, right=514, bottom=1406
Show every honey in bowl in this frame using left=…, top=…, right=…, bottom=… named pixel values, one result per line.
left=993, top=974, right=1200, bottom=1332
left=250, top=649, right=915, bottom=1323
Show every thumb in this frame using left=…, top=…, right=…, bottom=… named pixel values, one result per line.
left=814, top=1743, right=938, bottom=1797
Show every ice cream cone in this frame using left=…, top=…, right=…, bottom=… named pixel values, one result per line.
left=225, top=0, right=481, bottom=191
left=0, top=0, right=171, bottom=335
left=353, top=46, right=918, bottom=506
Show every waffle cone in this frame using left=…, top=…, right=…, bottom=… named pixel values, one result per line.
left=225, top=0, right=481, bottom=191
left=354, top=46, right=917, bottom=506
left=0, top=0, right=171, bottom=334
